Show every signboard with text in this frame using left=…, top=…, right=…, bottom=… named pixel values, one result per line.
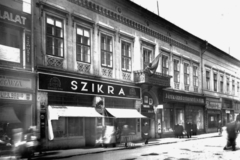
left=38, top=73, right=141, bottom=99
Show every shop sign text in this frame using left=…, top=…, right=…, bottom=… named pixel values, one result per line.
left=38, top=73, right=141, bottom=99
left=0, top=91, right=32, bottom=101
left=206, top=101, right=221, bottom=110
left=0, top=76, right=32, bottom=89
left=164, top=92, right=204, bottom=104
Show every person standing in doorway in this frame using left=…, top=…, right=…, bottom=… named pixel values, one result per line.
left=142, top=122, right=150, bottom=144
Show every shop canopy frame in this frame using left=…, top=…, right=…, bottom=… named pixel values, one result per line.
left=104, top=108, right=147, bottom=119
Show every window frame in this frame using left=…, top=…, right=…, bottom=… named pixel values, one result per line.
left=232, top=79, right=235, bottom=94
left=100, top=33, right=113, bottom=68
left=121, top=40, right=132, bottom=72
left=213, top=72, right=217, bottom=92
left=45, top=15, right=64, bottom=58
left=220, top=74, right=224, bottom=93
left=206, top=70, right=210, bottom=90
left=162, top=54, right=169, bottom=75
left=193, top=65, right=198, bottom=87
left=226, top=77, right=230, bottom=93
left=173, top=59, right=180, bottom=83
left=76, top=25, right=91, bottom=64
left=142, top=47, right=153, bottom=70
left=184, top=62, right=190, bottom=85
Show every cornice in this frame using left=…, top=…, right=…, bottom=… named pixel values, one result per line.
left=67, top=0, right=200, bottom=57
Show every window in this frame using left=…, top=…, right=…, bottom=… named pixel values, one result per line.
left=143, top=48, right=152, bottom=69
left=0, top=25, right=21, bottom=63
left=121, top=41, right=132, bottom=71
left=193, top=66, right=198, bottom=87
left=184, top=63, right=190, bottom=85
left=163, top=108, right=174, bottom=132
left=206, top=70, right=210, bottom=90
left=52, top=117, right=83, bottom=138
left=174, top=59, right=180, bottom=83
left=220, top=75, right=224, bottom=93
left=238, top=82, right=239, bottom=92
left=101, top=34, right=113, bottom=67
left=213, top=73, right=217, bottom=92
left=76, top=26, right=90, bottom=63
left=227, top=77, right=230, bottom=93
left=162, top=55, right=169, bottom=75
left=46, top=16, right=64, bottom=57
left=232, top=80, right=235, bottom=94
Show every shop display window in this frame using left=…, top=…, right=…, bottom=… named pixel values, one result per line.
left=208, top=114, right=217, bottom=128
left=118, top=119, right=136, bottom=135
left=52, top=117, right=83, bottom=138
left=186, top=107, right=204, bottom=130
left=175, top=109, right=184, bottom=127
left=163, top=108, right=174, bottom=132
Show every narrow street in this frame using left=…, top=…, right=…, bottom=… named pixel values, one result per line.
left=49, top=136, right=239, bottom=160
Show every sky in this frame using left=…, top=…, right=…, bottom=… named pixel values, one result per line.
left=131, top=0, right=240, bottom=60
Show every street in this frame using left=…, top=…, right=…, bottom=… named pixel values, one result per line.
left=47, top=136, right=240, bottom=160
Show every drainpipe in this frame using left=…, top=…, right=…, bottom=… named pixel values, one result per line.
left=201, top=40, right=208, bottom=133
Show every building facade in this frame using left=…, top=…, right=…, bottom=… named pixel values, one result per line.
left=31, top=0, right=240, bottom=150
left=0, top=0, right=34, bottom=151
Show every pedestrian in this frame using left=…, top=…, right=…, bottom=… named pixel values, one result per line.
left=142, top=122, right=150, bottom=144
left=223, top=120, right=240, bottom=151
left=218, top=120, right=222, bottom=136
left=186, top=121, right=192, bottom=138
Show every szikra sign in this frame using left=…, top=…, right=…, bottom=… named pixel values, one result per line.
left=38, top=73, right=141, bottom=100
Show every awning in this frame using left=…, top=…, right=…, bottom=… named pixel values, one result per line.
left=105, top=108, right=146, bottom=118
left=0, top=107, right=21, bottom=123
left=48, top=105, right=103, bottom=120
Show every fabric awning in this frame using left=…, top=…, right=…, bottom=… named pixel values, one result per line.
left=105, top=108, right=146, bottom=118
left=0, top=107, right=21, bottom=123
left=48, top=105, right=103, bottom=120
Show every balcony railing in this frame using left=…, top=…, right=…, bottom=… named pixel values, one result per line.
left=134, top=70, right=171, bottom=87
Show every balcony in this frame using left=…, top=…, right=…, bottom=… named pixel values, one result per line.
left=134, top=70, right=171, bottom=88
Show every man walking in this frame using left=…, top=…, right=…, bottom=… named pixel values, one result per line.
left=224, top=120, right=240, bottom=151
left=142, top=122, right=150, bottom=144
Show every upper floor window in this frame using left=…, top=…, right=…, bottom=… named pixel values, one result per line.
left=121, top=41, right=132, bottom=71
left=76, top=26, right=90, bottom=63
left=237, top=82, right=239, bottom=92
left=162, top=55, right=169, bottom=75
left=232, top=80, right=235, bottom=94
left=206, top=70, right=210, bottom=90
left=193, top=66, right=198, bottom=87
left=227, top=77, right=230, bottom=93
left=174, top=59, right=180, bottom=83
left=184, top=63, right=190, bottom=85
left=213, top=73, right=217, bottom=92
left=46, top=16, right=64, bottom=57
left=101, top=34, right=113, bottom=68
left=220, top=75, right=224, bottom=93
left=143, top=48, right=152, bottom=69
left=0, top=25, right=21, bottom=63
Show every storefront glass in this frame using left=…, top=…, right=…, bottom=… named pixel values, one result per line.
left=163, top=108, right=174, bottom=132
left=52, top=117, right=83, bottom=138
left=208, top=114, right=218, bottom=128
left=186, top=106, right=204, bottom=129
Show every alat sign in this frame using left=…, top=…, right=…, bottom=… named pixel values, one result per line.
left=0, top=4, right=31, bottom=30
left=38, top=73, right=141, bottom=99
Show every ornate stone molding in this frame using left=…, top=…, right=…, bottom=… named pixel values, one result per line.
left=67, top=0, right=200, bottom=56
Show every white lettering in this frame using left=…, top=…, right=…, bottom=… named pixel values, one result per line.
left=92, top=83, right=94, bottom=92
left=15, top=15, right=22, bottom=24
left=71, top=81, right=78, bottom=90
left=97, top=84, right=104, bottom=93
left=108, top=86, right=114, bottom=94
left=0, top=10, right=27, bottom=25
left=81, top=82, right=88, bottom=91
left=118, top=88, right=125, bottom=95
left=21, top=16, right=26, bottom=25
left=3, top=11, right=10, bottom=21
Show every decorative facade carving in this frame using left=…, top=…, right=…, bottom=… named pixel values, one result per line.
left=102, top=67, right=113, bottom=78
left=174, top=83, right=180, bottom=89
left=46, top=56, right=63, bottom=68
left=122, top=72, right=131, bottom=81
left=77, top=62, right=90, bottom=74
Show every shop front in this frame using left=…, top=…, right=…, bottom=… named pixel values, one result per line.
left=222, top=98, right=234, bottom=126
left=205, top=97, right=222, bottom=133
left=160, top=90, right=205, bottom=137
left=37, top=72, right=143, bottom=150
left=0, top=69, right=35, bottom=151
left=233, top=101, right=240, bottom=121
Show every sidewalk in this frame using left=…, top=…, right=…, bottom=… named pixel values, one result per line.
left=29, top=132, right=220, bottom=159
